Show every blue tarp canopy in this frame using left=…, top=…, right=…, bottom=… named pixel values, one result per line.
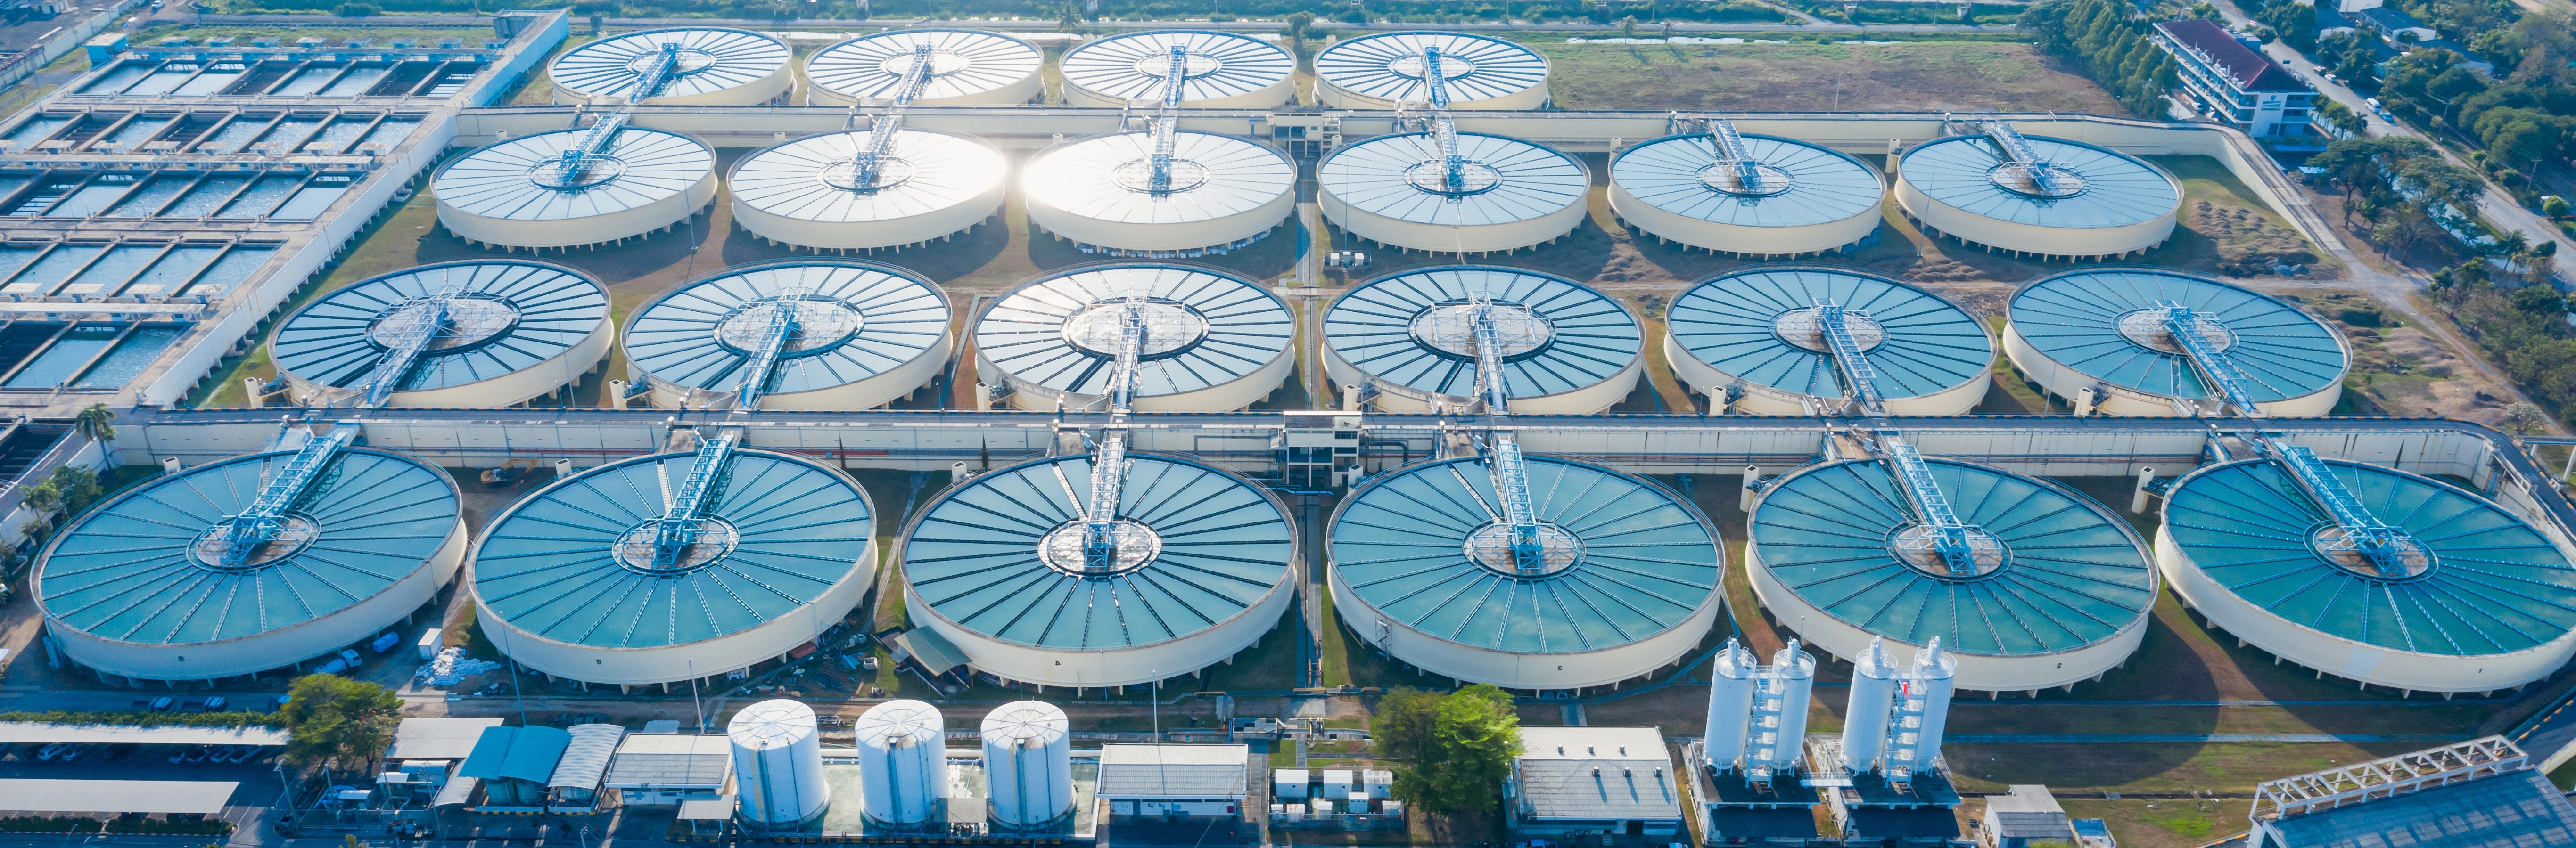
left=457, top=726, right=572, bottom=785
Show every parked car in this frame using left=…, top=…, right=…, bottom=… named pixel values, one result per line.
left=202, top=696, right=226, bottom=711
left=150, top=696, right=175, bottom=712
left=36, top=743, right=65, bottom=761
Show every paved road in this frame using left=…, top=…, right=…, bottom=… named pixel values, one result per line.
left=185, top=11, right=2007, bottom=34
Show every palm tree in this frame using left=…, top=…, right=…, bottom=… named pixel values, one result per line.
left=72, top=403, right=113, bottom=463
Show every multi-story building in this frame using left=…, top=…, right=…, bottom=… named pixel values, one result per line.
left=2152, top=19, right=2319, bottom=138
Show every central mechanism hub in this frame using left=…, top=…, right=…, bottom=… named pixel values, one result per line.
left=1985, top=163, right=2088, bottom=198
left=2309, top=524, right=2436, bottom=579
left=820, top=156, right=917, bottom=191
left=2115, top=310, right=2233, bottom=355
left=1131, top=51, right=1223, bottom=80
left=1403, top=159, right=1503, bottom=196
left=1388, top=53, right=1476, bottom=80
left=878, top=49, right=970, bottom=77
left=1411, top=301, right=1552, bottom=359
left=1463, top=521, right=1583, bottom=577
left=715, top=298, right=863, bottom=355
left=190, top=514, right=319, bottom=573
left=1773, top=307, right=1885, bottom=353
left=627, top=47, right=718, bottom=77
left=527, top=154, right=626, bottom=189
left=1888, top=524, right=2009, bottom=579
left=1062, top=299, right=1208, bottom=358
left=1037, top=519, right=1162, bottom=576
left=1698, top=163, right=1796, bottom=197
left=1112, top=157, right=1210, bottom=193
left=370, top=295, right=520, bottom=352
left=612, top=517, right=739, bottom=575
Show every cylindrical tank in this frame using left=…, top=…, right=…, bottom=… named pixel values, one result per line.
left=806, top=29, right=1044, bottom=107
left=1312, top=32, right=1549, bottom=110
left=1838, top=638, right=1897, bottom=772
left=1609, top=131, right=1886, bottom=256
left=1758, top=642, right=1816, bottom=772
left=2004, top=268, right=2349, bottom=416
left=981, top=701, right=1074, bottom=828
left=1703, top=639, right=1757, bottom=771
left=1901, top=640, right=1957, bottom=772
left=1058, top=30, right=1295, bottom=108
left=973, top=264, right=1295, bottom=412
left=270, top=260, right=612, bottom=409
left=855, top=700, right=947, bottom=826
left=433, top=127, right=717, bottom=250
left=623, top=260, right=954, bottom=411
left=727, top=129, right=1009, bottom=251
left=549, top=28, right=791, bottom=106
left=1318, top=132, right=1588, bottom=254
left=1664, top=266, right=1990, bottom=416
left=1021, top=131, right=1295, bottom=256
left=1893, top=131, right=2181, bottom=259
left=729, top=699, right=830, bottom=827
left=1324, top=266, right=1642, bottom=414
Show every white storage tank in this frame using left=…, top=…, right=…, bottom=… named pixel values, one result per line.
left=1702, top=639, right=1757, bottom=770
left=33, top=444, right=466, bottom=682
left=1323, top=266, right=1642, bottom=414
left=1893, top=126, right=2181, bottom=259
left=1609, top=130, right=1886, bottom=256
left=2004, top=268, right=2348, bottom=417
left=2158, top=456, right=2576, bottom=694
left=549, top=28, right=791, bottom=106
left=269, top=260, right=612, bottom=408
left=855, top=700, right=946, bottom=826
left=434, top=127, right=717, bottom=250
left=730, top=699, right=830, bottom=826
left=1058, top=30, right=1295, bottom=108
left=1312, top=31, right=1549, bottom=110
left=982, top=701, right=1074, bottom=829
left=1665, top=266, right=1990, bottom=416
left=1021, top=130, right=1295, bottom=257
left=806, top=29, right=1044, bottom=107
left=974, top=264, right=1295, bottom=412
left=1319, top=132, right=1588, bottom=254
left=623, top=260, right=954, bottom=410
left=1837, top=638, right=1897, bottom=772
left=729, top=129, right=1009, bottom=252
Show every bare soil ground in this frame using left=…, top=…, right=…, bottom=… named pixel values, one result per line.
left=1533, top=41, right=2124, bottom=114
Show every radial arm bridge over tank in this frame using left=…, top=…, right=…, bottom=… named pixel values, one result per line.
left=353, top=275, right=474, bottom=409
left=642, top=279, right=813, bottom=568
left=850, top=43, right=938, bottom=189
left=1815, top=301, right=1887, bottom=416
left=1144, top=46, right=1190, bottom=193
left=206, top=422, right=360, bottom=569
left=1704, top=118, right=1768, bottom=195
left=1980, top=121, right=2060, bottom=196
left=554, top=41, right=688, bottom=186
left=1880, top=434, right=1982, bottom=578
left=1454, top=290, right=1551, bottom=578
left=1078, top=289, right=1156, bottom=572
left=2260, top=437, right=2425, bottom=578
left=2156, top=300, right=2265, bottom=417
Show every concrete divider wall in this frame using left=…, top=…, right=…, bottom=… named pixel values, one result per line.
left=0, top=0, right=143, bottom=91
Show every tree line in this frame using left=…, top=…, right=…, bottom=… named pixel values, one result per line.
left=2019, top=0, right=2183, bottom=120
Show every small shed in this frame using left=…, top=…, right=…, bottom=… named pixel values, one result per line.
left=547, top=725, right=628, bottom=810
left=1980, top=785, right=2075, bottom=848
left=457, top=726, right=572, bottom=808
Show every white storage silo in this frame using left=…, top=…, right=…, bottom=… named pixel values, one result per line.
left=1319, top=131, right=1588, bottom=254
left=855, top=700, right=947, bottom=826
left=1021, top=130, right=1295, bottom=257
left=1323, top=266, right=1642, bottom=414
left=1904, top=640, right=1957, bottom=772
left=269, top=260, right=612, bottom=409
left=1837, top=638, right=1896, bottom=773
left=806, top=29, right=1043, bottom=107
left=981, top=701, right=1074, bottom=829
left=728, top=129, right=1008, bottom=252
left=730, top=699, right=830, bottom=827
left=1608, top=129, right=1886, bottom=256
left=623, top=260, right=954, bottom=411
left=1058, top=30, right=1295, bottom=108
left=2004, top=268, right=2348, bottom=417
left=1893, top=125, right=2181, bottom=259
left=1312, top=32, right=1549, bottom=110
left=1702, top=639, right=1756, bottom=770
left=434, top=127, right=717, bottom=251
left=973, top=264, right=1295, bottom=412
left=549, top=28, right=791, bottom=106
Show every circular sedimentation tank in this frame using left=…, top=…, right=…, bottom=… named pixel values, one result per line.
left=1746, top=455, right=2159, bottom=692
left=1323, top=266, right=1642, bottom=414
left=1665, top=266, right=1991, bottom=416
left=1021, top=130, right=1295, bottom=257
left=974, top=264, right=1295, bottom=412
left=805, top=29, right=1043, bottom=106
left=269, top=260, right=612, bottom=408
left=1609, top=132, right=1887, bottom=256
left=549, top=27, right=791, bottom=106
left=624, top=260, right=954, bottom=411
left=2004, top=268, right=2348, bottom=416
left=468, top=447, right=877, bottom=685
left=433, top=126, right=717, bottom=250
left=1327, top=454, right=1725, bottom=689
left=728, top=129, right=1009, bottom=251
left=34, top=443, right=466, bottom=682
left=2159, top=457, right=2576, bottom=694
left=901, top=453, right=1298, bottom=688
left=1319, top=132, right=1588, bottom=254
left=1057, top=30, right=1295, bottom=108
left=1893, top=130, right=2181, bottom=259
left=1311, top=31, right=1549, bottom=110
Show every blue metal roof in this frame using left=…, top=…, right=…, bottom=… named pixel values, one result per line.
left=37, top=447, right=459, bottom=646
left=459, top=725, right=572, bottom=784
left=1330, top=455, right=1721, bottom=654
left=902, top=453, right=1294, bottom=650
left=1319, top=133, right=1588, bottom=226
left=2009, top=268, right=2346, bottom=403
left=624, top=260, right=951, bottom=396
left=471, top=448, right=874, bottom=650
left=1312, top=32, right=1547, bottom=105
left=2268, top=770, right=2576, bottom=847
left=271, top=260, right=607, bottom=393
left=1611, top=133, right=1885, bottom=228
left=1898, top=133, right=2177, bottom=228
left=2164, top=458, right=2576, bottom=656
left=1667, top=267, right=1990, bottom=400
left=1750, top=457, right=2156, bottom=656
left=975, top=264, right=1293, bottom=399
left=1324, top=266, right=1640, bottom=402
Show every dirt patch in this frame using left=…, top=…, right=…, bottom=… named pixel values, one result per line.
left=1534, top=41, right=2122, bottom=114
left=2277, top=290, right=2519, bottom=424
left=2188, top=199, right=2318, bottom=277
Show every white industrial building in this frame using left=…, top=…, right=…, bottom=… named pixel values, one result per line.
left=1507, top=726, right=1684, bottom=839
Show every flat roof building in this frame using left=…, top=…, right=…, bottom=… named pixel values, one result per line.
left=385, top=718, right=505, bottom=762
left=2248, top=736, right=2576, bottom=848
left=1508, top=726, right=1683, bottom=840
left=1096, top=744, right=1251, bottom=822
left=2152, top=19, right=2316, bottom=138
left=0, top=779, right=236, bottom=816
left=1979, top=786, right=2075, bottom=848
left=605, top=734, right=733, bottom=807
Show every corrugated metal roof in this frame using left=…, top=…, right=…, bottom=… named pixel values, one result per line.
left=549, top=28, right=788, bottom=103
left=548, top=724, right=628, bottom=791
left=2154, top=20, right=2304, bottom=91
left=0, top=722, right=288, bottom=747
left=460, top=726, right=572, bottom=785
left=387, top=718, right=506, bottom=760
left=1097, top=745, right=1249, bottom=799
left=2269, top=770, right=2576, bottom=848
left=2009, top=269, right=2346, bottom=404
left=623, top=260, right=951, bottom=398
left=807, top=29, right=1039, bottom=103
left=1324, top=266, right=1639, bottom=402
left=1514, top=728, right=1680, bottom=822
left=892, top=627, right=970, bottom=675
left=272, top=260, right=608, bottom=393
left=1313, top=31, right=1547, bottom=105
left=0, top=780, right=237, bottom=815
left=2164, top=458, right=2576, bottom=656
left=606, top=734, right=732, bottom=788
left=1666, top=266, right=1989, bottom=400
left=1899, top=134, right=2177, bottom=228
left=433, top=775, right=480, bottom=808
left=1611, top=133, right=1885, bottom=228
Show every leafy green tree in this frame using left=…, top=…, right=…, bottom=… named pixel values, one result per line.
left=280, top=675, right=402, bottom=775
left=2258, top=1, right=2314, bottom=52
left=2544, top=196, right=2571, bottom=219
left=2318, top=99, right=2368, bottom=139
left=1372, top=685, right=1523, bottom=814
left=2020, top=0, right=2181, bottom=118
